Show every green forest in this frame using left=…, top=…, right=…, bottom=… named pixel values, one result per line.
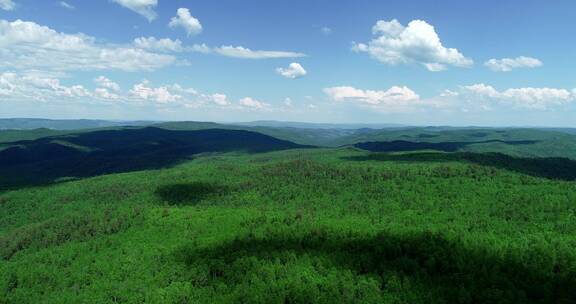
left=1, top=126, right=576, bottom=303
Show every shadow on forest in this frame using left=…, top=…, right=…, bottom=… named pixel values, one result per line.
left=343, top=152, right=576, bottom=181
left=354, top=139, right=538, bottom=153
left=0, top=127, right=309, bottom=191
left=176, top=232, right=575, bottom=303
left=155, top=182, right=229, bottom=206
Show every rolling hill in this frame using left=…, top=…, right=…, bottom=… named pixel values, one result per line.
left=6, top=123, right=574, bottom=188
left=156, top=122, right=576, bottom=159
left=2, top=147, right=576, bottom=303
left=5, top=120, right=576, bottom=159
left=0, top=127, right=309, bottom=189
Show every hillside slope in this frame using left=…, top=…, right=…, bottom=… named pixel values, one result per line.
left=5, top=121, right=575, bottom=159
left=0, top=127, right=308, bottom=189
left=1, top=148, right=576, bottom=303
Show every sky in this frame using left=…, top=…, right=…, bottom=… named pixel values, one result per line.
left=1, top=0, right=576, bottom=126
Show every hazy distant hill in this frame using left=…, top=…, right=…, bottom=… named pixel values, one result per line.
left=546, top=128, right=576, bottom=135
left=4, top=120, right=576, bottom=169
left=155, top=121, right=576, bottom=159
left=231, top=120, right=406, bottom=129
left=348, top=128, right=576, bottom=159
left=0, top=118, right=155, bottom=130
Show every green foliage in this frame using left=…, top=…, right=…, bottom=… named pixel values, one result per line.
left=1, top=148, right=576, bottom=303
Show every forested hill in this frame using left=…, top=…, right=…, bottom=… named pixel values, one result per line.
left=0, top=127, right=309, bottom=189
left=4, top=119, right=576, bottom=160
left=156, top=122, right=576, bottom=159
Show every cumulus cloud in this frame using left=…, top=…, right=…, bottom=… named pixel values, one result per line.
left=484, top=56, right=543, bottom=72
left=459, top=84, right=574, bottom=110
left=59, top=1, right=74, bottom=9
left=94, top=76, right=120, bottom=92
left=169, top=8, right=202, bottom=36
left=133, top=37, right=184, bottom=52
left=214, top=46, right=306, bottom=59
left=276, top=63, right=307, bottom=79
left=0, top=72, right=92, bottom=101
left=0, top=0, right=15, bottom=11
left=239, top=97, right=269, bottom=109
left=323, top=84, right=576, bottom=113
left=208, top=93, right=229, bottom=106
left=322, top=85, right=463, bottom=112
left=189, top=43, right=211, bottom=54
left=0, top=72, right=238, bottom=110
left=0, top=19, right=176, bottom=71
left=129, top=80, right=183, bottom=103
left=126, top=82, right=235, bottom=108
left=94, top=88, right=120, bottom=100
left=353, top=19, right=473, bottom=71
left=112, top=0, right=157, bottom=21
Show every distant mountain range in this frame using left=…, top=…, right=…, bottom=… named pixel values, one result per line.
left=4, top=118, right=576, bottom=189
left=3, top=118, right=576, bottom=135
left=231, top=120, right=406, bottom=129
left=0, top=118, right=155, bottom=130
left=0, top=118, right=408, bottom=131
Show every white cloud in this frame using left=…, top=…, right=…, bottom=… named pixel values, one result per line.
left=94, top=88, right=120, bottom=100
left=323, top=84, right=576, bottom=113
left=460, top=84, right=574, bottom=110
left=0, top=72, right=237, bottom=110
left=321, top=26, right=332, bottom=35
left=284, top=97, right=293, bottom=107
left=133, top=37, right=184, bottom=52
left=353, top=19, right=473, bottom=71
left=0, top=0, right=15, bottom=11
left=324, top=86, right=420, bottom=105
left=189, top=43, right=211, bottom=54
left=461, top=83, right=499, bottom=99
left=129, top=80, right=182, bottom=103
left=484, top=56, right=543, bottom=72
left=276, top=63, right=307, bottom=79
left=208, top=93, right=229, bottom=106
left=169, top=8, right=202, bottom=36
left=130, top=38, right=305, bottom=60
left=168, top=83, right=198, bottom=95
left=0, top=72, right=91, bottom=101
left=239, top=97, right=269, bottom=109
left=214, top=46, right=306, bottom=59
left=0, top=19, right=176, bottom=71
left=59, top=1, right=74, bottom=9
left=126, top=82, right=232, bottom=108
left=112, top=0, right=157, bottom=21
left=94, top=76, right=120, bottom=92
left=323, top=85, right=445, bottom=112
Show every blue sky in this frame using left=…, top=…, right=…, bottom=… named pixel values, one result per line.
left=0, top=0, right=575, bottom=126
